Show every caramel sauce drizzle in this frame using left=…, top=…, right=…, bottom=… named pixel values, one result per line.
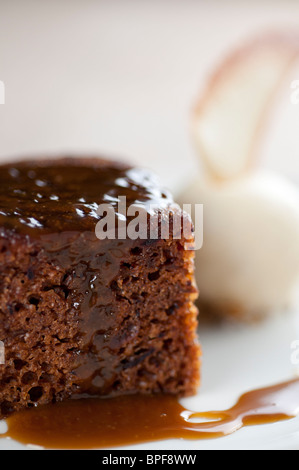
left=2, top=378, right=299, bottom=449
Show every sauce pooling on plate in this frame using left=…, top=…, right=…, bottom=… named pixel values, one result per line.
left=2, top=378, right=299, bottom=449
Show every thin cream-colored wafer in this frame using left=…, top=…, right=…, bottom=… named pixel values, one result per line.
left=193, top=32, right=299, bottom=180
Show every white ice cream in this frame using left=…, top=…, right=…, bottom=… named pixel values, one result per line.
left=180, top=171, right=299, bottom=319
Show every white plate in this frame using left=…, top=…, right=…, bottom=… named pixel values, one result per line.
left=1, top=306, right=299, bottom=450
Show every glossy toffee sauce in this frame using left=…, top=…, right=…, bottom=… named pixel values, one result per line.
left=0, top=158, right=172, bottom=235
left=2, top=378, right=299, bottom=449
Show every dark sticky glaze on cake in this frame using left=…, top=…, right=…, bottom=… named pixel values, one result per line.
left=0, top=158, right=199, bottom=414
left=0, top=158, right=172, bottom=235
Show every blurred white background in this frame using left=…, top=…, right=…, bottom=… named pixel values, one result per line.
left=1, top=0, right=299, bottom=194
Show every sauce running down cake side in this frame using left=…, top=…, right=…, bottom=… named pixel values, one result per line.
left=0, top=157, right=200, bottom=418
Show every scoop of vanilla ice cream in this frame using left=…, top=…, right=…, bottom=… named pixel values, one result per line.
left=180, top=170, right=299, bottom=320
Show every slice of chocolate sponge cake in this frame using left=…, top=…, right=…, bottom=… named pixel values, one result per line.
left=0, top=158, right=200, bottom=418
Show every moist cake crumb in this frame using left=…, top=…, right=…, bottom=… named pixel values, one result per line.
left=0, top=157, right=200, bottom=418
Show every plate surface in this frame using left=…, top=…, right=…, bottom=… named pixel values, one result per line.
left=1, top=305, right=299, bottom=450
